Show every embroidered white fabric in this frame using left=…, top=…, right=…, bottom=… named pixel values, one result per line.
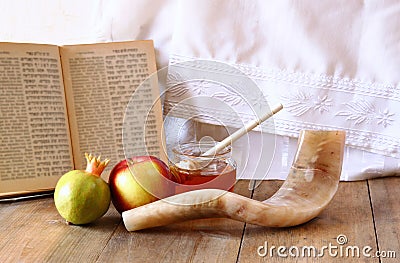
left=163, top=0, right=400, bottom=180
left=1, top=0, right=399, bottom=180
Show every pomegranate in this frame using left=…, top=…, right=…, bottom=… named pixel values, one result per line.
left=54, top=153, right=111, bottom=225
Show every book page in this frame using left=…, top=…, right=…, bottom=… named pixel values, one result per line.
left=0, top=43, right=73, bottom=197
left=60, top=40, right=165, bottom=178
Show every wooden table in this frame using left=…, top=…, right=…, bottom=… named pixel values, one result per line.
left=0, top=178, right=398, bottom=262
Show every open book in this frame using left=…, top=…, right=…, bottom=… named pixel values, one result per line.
left=0, top=40, right=165, bottom=198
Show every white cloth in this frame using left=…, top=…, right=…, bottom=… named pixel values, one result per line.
left=99, top=0, right=177, bottom=70
left=163, top=0, right=400, bottom=180
left=1, top=0, right=399, bottom=180
left=0, top=0, right=104, bottom=45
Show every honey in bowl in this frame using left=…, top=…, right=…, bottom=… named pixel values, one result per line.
left=170, top=142, right=237, bottom=194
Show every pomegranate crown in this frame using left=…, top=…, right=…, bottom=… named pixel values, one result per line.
left=85, top=153, right=110, bottom=176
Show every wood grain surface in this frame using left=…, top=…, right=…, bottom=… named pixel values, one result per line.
left=368, top=177, right=400, bottom=263
left=0, top=179, right=398, bottom=263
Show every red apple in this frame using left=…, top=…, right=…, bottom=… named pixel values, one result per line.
left=108, top=156, right=179, bottom=213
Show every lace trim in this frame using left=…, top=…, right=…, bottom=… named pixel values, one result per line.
left=170, top=54, right=400, bottom=100
left=166, top=54, right=400, bottom=158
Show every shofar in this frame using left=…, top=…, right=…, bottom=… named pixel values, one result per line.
left=123, top=130, right=346, bottom=231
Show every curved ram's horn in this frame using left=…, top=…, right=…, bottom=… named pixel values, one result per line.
left=122, top=130, right=346, bottom=231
